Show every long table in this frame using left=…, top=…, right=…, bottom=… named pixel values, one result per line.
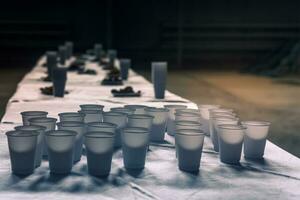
left=0, top=57, right=299, bottom=200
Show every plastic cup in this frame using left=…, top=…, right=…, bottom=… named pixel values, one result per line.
left=21, top=111, right=48, bottom=126
left=151, top=62, right=167, bottom=99
left=58, top=112, right=85, bottom=122
left=80, top=104, right=104, bottom=111
left=120, top=59, right=130, bottom=80
left=45, top=130, right=77, bottom=174
left=198, top=105, right=220, bottom=135
left=124, top=105, right=147, bottom=114
left=107, top=49, right=117, bottom=61
left=175, top=129, right=205, bottom=172
left=58, top=45, right=67, bottom=65
left=145, top=107, right=168, bottom=142
left=6, top=130, right=39, bottom=175
left=211, top=117, right=239, bottom=152
left=122, top=127, right=149, bottom=169
left=175, top=112, right=202, bottom=123
left=210, top=108, right=235, bottom=115
left=52, top=67, right=67, bottom=97
left=65, top=41, right=74, bottom=59
left=110, top=107, right=134, bottom=115
left=103, top=112, right=127, bottom=148
left=175, top=108, right=200, bottom=114
left=127, top=114, right=153, bottom=131
left=94, top=43, right=103, bottom=60
left=29, top=117, right=57, bottom=156
left=241, top=121, right=271, bottom=159
left=78, top=110, right=103, bottom=123
left=57, top=122, right=85, bottom=163
left=218, top=124, right=245, bottom=164
left=46, top=51, right=57, bottom=79
left=164, top=105, right=187, bottom=136
left=175, top=120, right=202, bottom=131
left=85, top=131, right=114, bottom=176
left=14, top=125, right=46, bottom=167
left=87, top=122, right=117, bottom=132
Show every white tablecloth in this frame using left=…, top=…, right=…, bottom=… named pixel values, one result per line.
left=0, top=57, right=299, bottom=200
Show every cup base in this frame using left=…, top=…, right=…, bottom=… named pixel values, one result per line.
left=13, top=169, right=34, bottom=175
left=220, top=158, right=240, bottom=165
left=179, top=166, right=199, bottom=173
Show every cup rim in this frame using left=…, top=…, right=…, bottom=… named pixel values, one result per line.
left=21, top=111, right=48, bottom=116
left=29, top=117, right=57, bottom=123
left=6, top=130, right=40, bottom=137
left=103, top=111, right=127, bottom=117
left=124, top=105, right=148, bottom=109
left=79, top=104, right=104, bottom=109
left=175, top=120, right=202, bottom=126
left=15, top=125, right=46, bottom=131
left=128, top=114, right=154, bottom=119
left=110, top=108, right=134, bottom=113
left=163, top=105, right=187, bottom=109
left=46, top=130, right=77, bottom=136
left=210, top=112, right=236, bottom=117
left=197, top=104, right=220, bottom=109
left=218, top=124, right=246, bottom=130
left=58, top=112, right=85, bottom=117
left=87, top=122, right=117, bottom=128
left=175, top=111, right=201, bottom=116
left=57, top=121, right=85, bottom=127
left=123, top=127, right=149, bottom=134
left=145, top=107, right=169, bottom=112
left=175, top=108, right=199, bottom=113
left=85, top=131, right=115, bottom=138
left=213, top=117, right=239, bottom=122
left=209, top=108, right=234, bottom=113
left=176, top=128, right=205, bottom=136
left=241, top=121, right=271, bottom=126
left=78, top=110, right=102, bottom=114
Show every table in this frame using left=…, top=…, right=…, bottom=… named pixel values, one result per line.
left=0, top=57, right=299, bottom=200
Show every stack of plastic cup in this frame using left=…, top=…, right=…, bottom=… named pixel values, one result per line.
left=145, top=107, right=168, bottom=142
left=78, top=110, right=103, bottom=123
left=58, top=45, right=67, bottom=65
left=46, top=51, right=57, bottom=80
left=85, top=131, right=114, bottom=176
left=110, top=107, right=135, bottom=115
left=124, top=105, right=147, bottom=114
left=80, top=104, right=104, bottom=111
left=65, top=41, right=74, bottom=59
left=21, top=111, right=48, bottom=126
left=151, top=62, right=167, bottom=99
left=122, top=127, right=149, bottom=169
left=94, top=43, right=103, bottom=60
left=14, top=125, right=46, bottom=167
left=57, top=121, right=86, bottom=163
left=87, top=122, right=117, bottom=132
left=175, top=111, right=201, bottom=123
left=127, top=114, right=153, bottom=131
left=119, top=59, right=131, bottom=80
left=175, top=120, right=202, bottom=132
left=29, top=117, right=57, bottom=156
left=58, top=112, right=85, bottom=122
left=103, top=112, right=127, bottom=148
left=241, top=121, right=271, bottom=159
left=6, top=130, right=39, bottom=175
left=164, top=105, right=187, bottom=136
left=175, top=129, right=205, bottom=172
left=211, top=117, right=239, bottom=152
left=45, top=130, right=77, bottom=174
left=198, top=105, right=220, bottom=135
left=218, top=124, right=245, bottom=164
left=52, top=67, right=67, bottom=97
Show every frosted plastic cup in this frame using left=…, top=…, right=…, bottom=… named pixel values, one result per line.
left=127, top=114, right=154, bottom=131
left=85, top=131, right=114, bottom=177
left=145, top=107, right=168, bottom=142
left=21, top=111, right=48, bottom=126
left=58, top=112, right=85, bottom=122
left=52, top=67, right=67, bottom=97
left=218, top=124, right=245, bottom=164
left=78, top=110, right=103, bottom=123
left=198, top=105, right=220, bottom=135
left=45, top=130, right=77, bottom=174
left=175, top=129, right=205, bottom=172
left=211, top=117, right=239, bottom=152
left=175, top=112, right=202, bottom=123
left=124, top=105, right=147, bottom=114
left=94, top=43, right=103, bottom=59
left=241, top=121, right=271, bottom=159
left=65, top=41, right=74, bottom=59
left=175, top=108, right=200, bottom=114
left=210, top=108, right=235, bottom=115
left=151, top=62, right=167, bottom=99
left=87, top=122, right=117, bottom=132
left=119, top=59, right=130, bottom=80
left=80, top=104, right=104, bottom=111
left=175, top=120, right=202, bottom=132
left=6, top=130, right=39, bottom=175
left=14, top=125, right=46, bottom=167
left=57, top=122, right=85, bottom=163
left=46, top=51, right=57, bottom=79
left=58, top=45, right=67, bottom=65
left=103, top=112, right=127, bottom=148
left=110, top=107, right=135, bottom=115
left=122, top=127, right=149, bottom=169
left=164, top=105, right=187, bottom=136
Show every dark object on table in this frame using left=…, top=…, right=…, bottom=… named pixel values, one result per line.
left=68, top=61, right=84, bottom=71
left=78, top=69, right=97, bottom=75
left=41, top=76, right=51, bottom=82
left=53, top=67, right=67, bottom=97
left=108, top=67, right=120, bottom=76
left=111, top=86, right=141, bottom=97
left=101, top=76, right=123, bottom=86
left=40, top=86, right=69, bottom=96
left=120, top=59, right=130, bottom=80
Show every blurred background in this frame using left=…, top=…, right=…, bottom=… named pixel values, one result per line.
left=0, top=0, right=299, bottom=157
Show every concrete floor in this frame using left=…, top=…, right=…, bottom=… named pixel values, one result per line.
left=138, top=69, right=300, bottom=158
left=0, top=68, right=299, bottom=157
